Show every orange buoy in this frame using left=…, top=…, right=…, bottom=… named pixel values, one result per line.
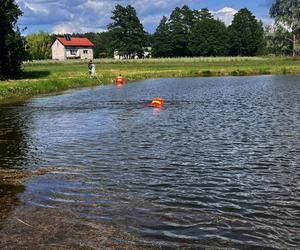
left=115, top=74, right=125, bottom=85
left=148, top=98, right=165, bottom=108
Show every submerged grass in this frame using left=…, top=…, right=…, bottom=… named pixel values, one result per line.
left=1, top=56, right=300, bottom=102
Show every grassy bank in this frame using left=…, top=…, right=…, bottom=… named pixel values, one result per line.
left=1, top=56, right=300, bottom=102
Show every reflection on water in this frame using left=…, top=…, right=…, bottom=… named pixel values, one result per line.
left=0, top=75, right=300, bottom=248
left=0, top=105, right=30, bottom=169
left=0, top=105, right=31, bottom=230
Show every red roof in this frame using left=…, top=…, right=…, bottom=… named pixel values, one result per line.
left=57, top=37, right=94, bottom=47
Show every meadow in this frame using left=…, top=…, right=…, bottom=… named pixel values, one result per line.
left=1, top=56, right=300, bottom=102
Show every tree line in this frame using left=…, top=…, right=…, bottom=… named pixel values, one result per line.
left=25, top=3, right=296, bottom=60
left=152, top=7, right=264, bottom=57
left=0, top=0, right=299, bottom=79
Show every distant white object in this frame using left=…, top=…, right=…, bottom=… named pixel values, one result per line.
left=114, top=47, right=152, bottom=60
left=211, top=7, right=238, bottom=26
left=91, top=63, right=96, bottom=77
left=51, top=36, right=94, bottom=60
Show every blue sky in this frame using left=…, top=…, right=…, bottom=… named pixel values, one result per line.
left=16, top=0, right=275, bottom=34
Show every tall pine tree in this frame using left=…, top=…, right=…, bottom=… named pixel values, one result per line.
left=0, top=0, right=27, bottom=80
left=152, top=6, right=217, bottom=57
left=152, top=16, right=172, bottom=57
left=196, top=8, right=213, bottom=20
left=168, top=6, right=194, bottom=57
left=189, top=18, right=229, bottom=56
left=108, top=5, right=146, bottom=58
left=228, top=8, right=264, bottom=56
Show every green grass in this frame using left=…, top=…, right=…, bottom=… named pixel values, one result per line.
left=1, top=56, right=300, bottom=102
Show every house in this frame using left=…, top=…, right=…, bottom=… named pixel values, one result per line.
left=114, top=47, right=152, bottom=59
left=51, top=35, right=94, bottom=60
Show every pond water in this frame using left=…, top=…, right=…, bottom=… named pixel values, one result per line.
left=0, top=76, right=299, bottom=249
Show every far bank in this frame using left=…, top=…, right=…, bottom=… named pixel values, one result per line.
left=1, top=57, right=300, bottom=103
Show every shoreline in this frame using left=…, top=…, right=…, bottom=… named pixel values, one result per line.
left=0, top=168, right=152, bottom=249
left=1, top=57, right=300, bottom=104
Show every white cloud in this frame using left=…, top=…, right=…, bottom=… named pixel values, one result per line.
left=141, top=14, right=166, bottom=25
left=211, top=7, right=238, bottom=26
left=16, top=0, right=114, bottom=33
left=135, top=0, right=192, bottom=29
left=211, top=7, right=272, bottom=27
left=17, top=0, right=193, bottom=33
left=260, top=17, right=273, bottom=26
left=16, top=1, right=269, bottom=34
left=53, top=23, right=106, bottom=34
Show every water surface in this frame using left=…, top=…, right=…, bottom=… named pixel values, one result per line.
left=0, top=76, right=300, bottom=249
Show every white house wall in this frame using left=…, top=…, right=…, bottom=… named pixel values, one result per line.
left=65, top=47, right=80, bottom=58
left=78, top=48, right=93, bottom=59
left=65, top=47, right=93, bottom=59
left=52, top=40, right=66, bottom=60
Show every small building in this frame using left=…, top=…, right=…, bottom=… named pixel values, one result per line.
left=114, top=47, right=152, bottom=60
left=51, top=36, right=94, bottom=60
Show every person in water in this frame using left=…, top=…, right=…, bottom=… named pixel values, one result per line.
left=115, top=74, right=124, bottom=84
left=88, top=60, right=96, bottom=77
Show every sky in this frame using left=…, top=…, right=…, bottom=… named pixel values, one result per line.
left=15, top=0, right=275, bottom=35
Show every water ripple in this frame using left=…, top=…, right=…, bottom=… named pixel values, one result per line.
left=1, top=76, right=300, bottom=248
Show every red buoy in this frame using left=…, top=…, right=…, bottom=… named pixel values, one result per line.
left=115, top=74, right=125, bottom=85
left=148, top=98, right=165, bottom=108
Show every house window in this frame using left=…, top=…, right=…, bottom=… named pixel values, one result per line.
left=83, top=50, right=88, bottom=54
left=70, top=50, right=77, bottom=55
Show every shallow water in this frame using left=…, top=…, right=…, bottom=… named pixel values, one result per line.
left=0, top=76, right=300, bottom=248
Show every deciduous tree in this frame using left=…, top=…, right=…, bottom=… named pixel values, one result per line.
left=265, top=25, right=293, bottom=55
left=270, top=0, right=300, bottom=56
left=26, top=31, right=52, bottom=60
left=0, top=0, right=27, bottom=80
